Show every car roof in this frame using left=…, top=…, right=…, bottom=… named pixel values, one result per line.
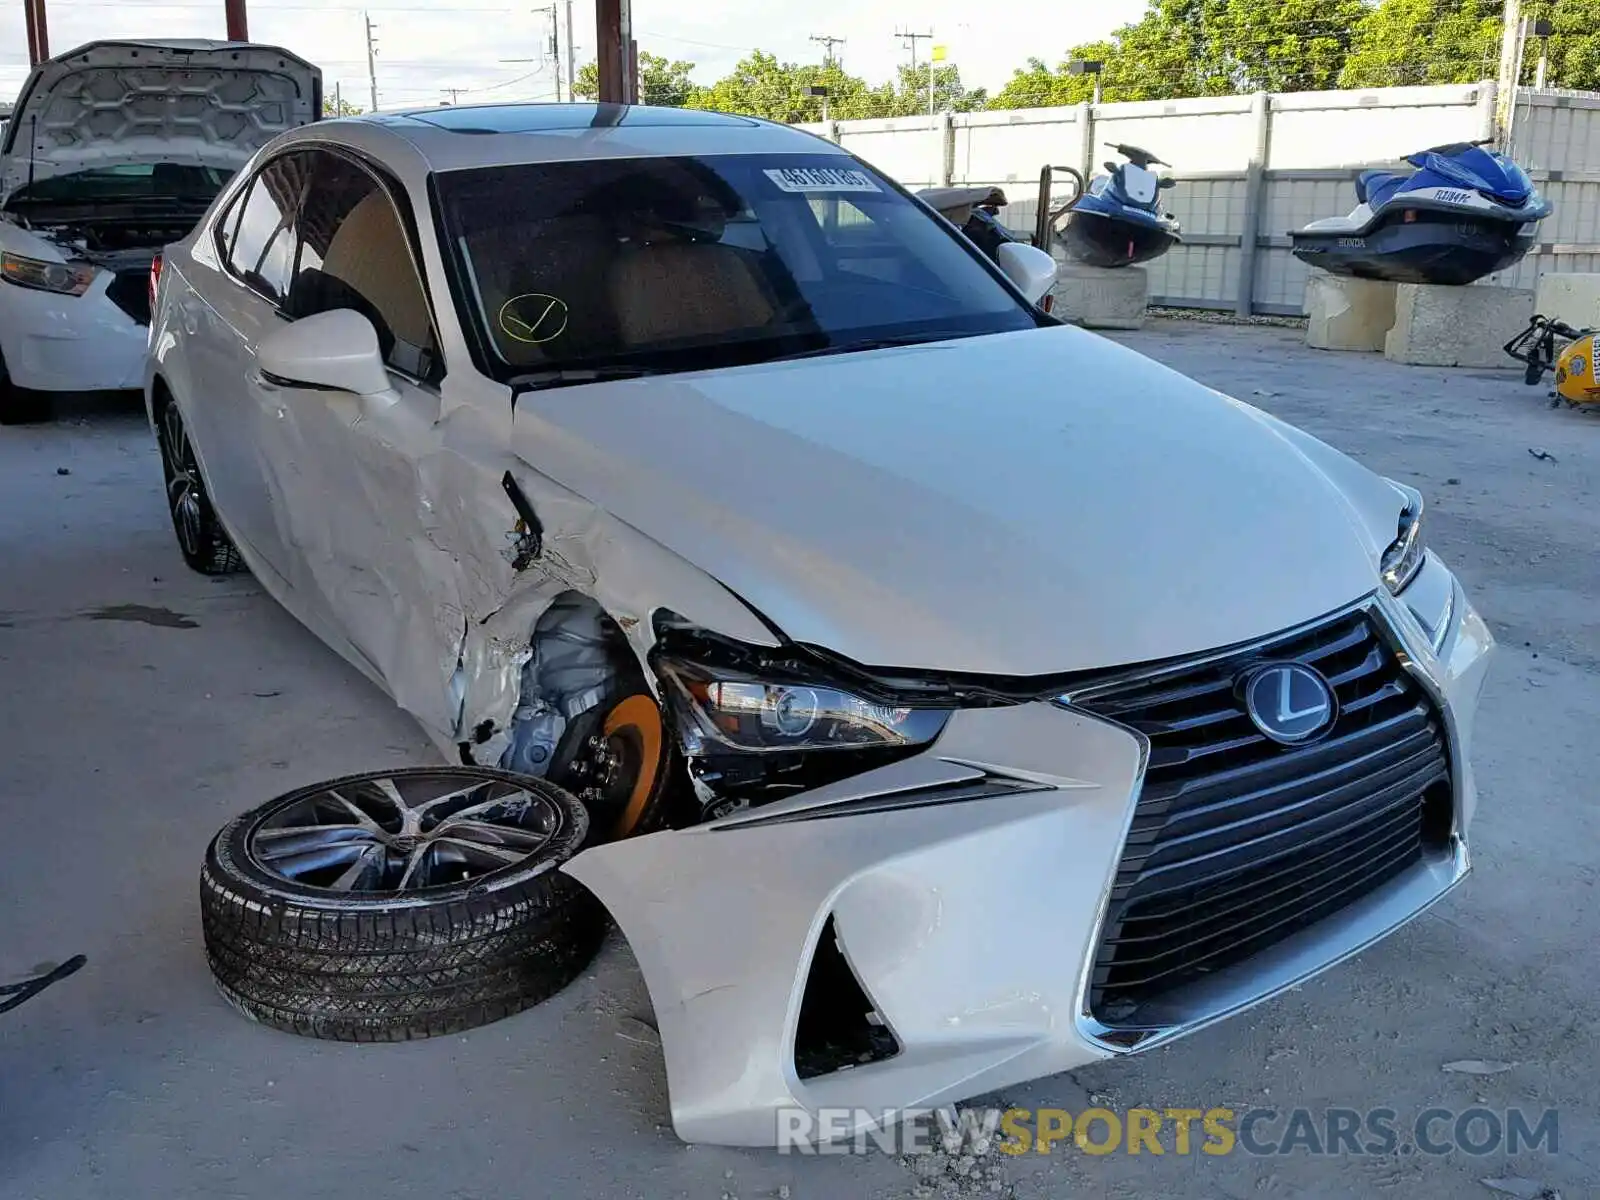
left=335, top=103, right=848, bottom=173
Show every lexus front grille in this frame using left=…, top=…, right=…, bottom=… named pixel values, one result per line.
left=1074, top=606, right=1453, bottom=1027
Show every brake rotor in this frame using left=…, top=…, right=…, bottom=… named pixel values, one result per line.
left=564, top=694, right=664, bottom=840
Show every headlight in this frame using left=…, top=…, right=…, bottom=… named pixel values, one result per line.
left=1380, top=481, right=1427, bottom=595
left=658, top=659, right=951, bottom=753
left=0, top=251, right=99, bottom=296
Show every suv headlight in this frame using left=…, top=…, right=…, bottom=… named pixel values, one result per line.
left=0, top=252, right=99, bottom=297
left=658, top=659, right=951, bottom=753
left=1380, top=481, right=1427, bottom=595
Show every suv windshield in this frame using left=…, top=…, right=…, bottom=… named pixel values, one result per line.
left=432, top=152, right=1042, bottom=383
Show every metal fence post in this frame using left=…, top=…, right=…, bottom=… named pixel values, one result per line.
left=940, top=111, right=955, bottom=185
left=1476, top=79, right=1499, bottom=143
left=1076, top=100, right=1094, bottom=184
left=1235, top=90, right=1271, bottom=318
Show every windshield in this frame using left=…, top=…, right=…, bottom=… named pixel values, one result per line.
left=432, top=152, right=1042, bottom=383
left=8, top=163, right=234, bottom=207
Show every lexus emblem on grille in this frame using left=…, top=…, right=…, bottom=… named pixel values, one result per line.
left=1242, top=662, right=1336, bottom=745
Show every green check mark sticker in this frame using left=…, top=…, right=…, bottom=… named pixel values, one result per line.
left=498, top=294, right=570, bottom=344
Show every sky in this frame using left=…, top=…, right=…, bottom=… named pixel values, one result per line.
left=0, top=0, right=1149, bottom=113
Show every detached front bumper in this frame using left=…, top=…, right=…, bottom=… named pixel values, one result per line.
left=0, top=276, right=148, bottom=392
left=562, top=579, right=1494, bottom=1148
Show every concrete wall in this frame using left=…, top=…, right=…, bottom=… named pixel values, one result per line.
left=1495, top=91, right=1600, bottom=291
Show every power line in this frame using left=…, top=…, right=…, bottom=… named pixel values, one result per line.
left=810, top=34, right=846, bottom=68
left=895, top=27, right=933, bottom=71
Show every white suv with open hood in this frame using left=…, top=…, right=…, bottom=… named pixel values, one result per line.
left=0, top=39, right=319, bottom=423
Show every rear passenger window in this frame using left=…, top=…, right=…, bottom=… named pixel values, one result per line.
left=285, top=150, right=441, bottom=384
left=226, top=155, right=307, bottom=304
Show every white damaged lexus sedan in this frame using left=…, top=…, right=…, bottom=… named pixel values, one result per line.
left=147, top=104, right=1494, bottom=1146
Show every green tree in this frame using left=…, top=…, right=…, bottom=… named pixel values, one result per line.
left=1340, top=0, right=1502, bottom=87
left=322, top=96, right=364, bottom=117
left=690, top=50, right=820, bottom=121
left=989, top=0, right=1370, bottom=108
left=688, top=52, right=899, bottom=121
left=1532, top=0, right=1600, bottom=89
left=572, top=51, right=702, bottom=105
left=875, top=62, right=988, bottom=116
left=1215, top=0, right=1370, bottom=92
left=989, top=43, right=1116, bottom=109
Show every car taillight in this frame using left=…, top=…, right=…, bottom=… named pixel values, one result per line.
left=149, top=252, right=164, bottom=313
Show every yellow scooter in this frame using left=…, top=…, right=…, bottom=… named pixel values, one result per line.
left=1505, top=314, right=1600, bottom=409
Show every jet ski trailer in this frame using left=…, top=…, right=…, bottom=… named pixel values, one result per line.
left=1289, top=140, right=1552, bottom=286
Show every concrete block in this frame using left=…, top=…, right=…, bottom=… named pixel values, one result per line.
left=1383, top=283, right=1534, bottom=369
left=1304, top=272, right=1397, bottom=352
left=1534, top=273, right=1600, bottom=329
left=1050, top=261, right=1148, bottom=330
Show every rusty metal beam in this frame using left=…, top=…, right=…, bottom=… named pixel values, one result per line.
left=595, top=0, right=635, bottom=104
left=24, top=0, right=49, bottom=66
left=225, top=0, right=249, bottom=41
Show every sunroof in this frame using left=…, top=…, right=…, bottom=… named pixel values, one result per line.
left=401, top=103, right=760, bottom=135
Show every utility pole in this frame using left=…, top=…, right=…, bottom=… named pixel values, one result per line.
left=896, top=27, right=933, bottom=77
left=441, top=87, right=466, bottom=104
left=528, top=7, right=562, bottom=101
left=897, top=28, right=935, bottom=117
left=810, top=34, right=845, bottom=68
left=564, top=0, right=576, bottom=102
left=365, top=11, right=380, bottom=113
left=1495, top=0, right=1524, bottom=138
left=334, top=80, right=342, bottom=116
left=596, top=0, right=636, bottom=104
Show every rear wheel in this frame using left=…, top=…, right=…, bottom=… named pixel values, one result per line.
left=156, top=399, right=242, bottom=575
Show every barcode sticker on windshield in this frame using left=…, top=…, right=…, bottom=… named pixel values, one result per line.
left=764, top=167, right=881, bottom=194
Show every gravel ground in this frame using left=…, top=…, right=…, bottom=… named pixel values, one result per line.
left=1, top=320, right=1596, bottom=1200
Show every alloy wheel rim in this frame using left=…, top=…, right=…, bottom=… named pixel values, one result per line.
left=247, top=772, right=566, bottom=892
left=161, top=406, right=205, bottom=558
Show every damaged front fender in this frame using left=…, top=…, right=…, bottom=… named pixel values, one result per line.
left=560, top=702, right=1147, bottom=1147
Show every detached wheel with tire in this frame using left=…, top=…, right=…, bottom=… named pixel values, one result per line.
left=156, top=399, right=242, bottom=575
left=201, top=767, right=606, bottom=1042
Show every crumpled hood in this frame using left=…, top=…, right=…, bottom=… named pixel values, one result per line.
left=1, top=40, right=319, bottom=198
left=512, top=325, right=1405, bottom=675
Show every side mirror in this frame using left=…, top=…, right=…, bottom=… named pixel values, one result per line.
left=996, top=241, right=1058, bottom=305
left=1158, top=175, right=1178, bottom=189
left=256, top=309, right=390, bottom=396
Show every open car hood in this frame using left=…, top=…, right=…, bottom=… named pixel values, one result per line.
left=1, top=40, right=320, bottom=199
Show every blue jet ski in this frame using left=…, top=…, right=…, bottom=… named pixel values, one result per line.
left=1290, top=140, right=1552, bottom=286
left=1058, top=144, right=1181, bottom=269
